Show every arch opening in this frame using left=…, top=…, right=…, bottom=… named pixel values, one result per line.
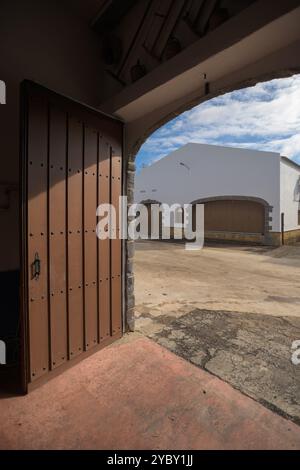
left=130, top=74, right=300, bottom=424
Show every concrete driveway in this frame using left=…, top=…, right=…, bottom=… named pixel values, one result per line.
left=135, top=241, right=300, bottom=424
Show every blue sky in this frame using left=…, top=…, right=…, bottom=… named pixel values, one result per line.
left=135, top=75, right=300, bottom=173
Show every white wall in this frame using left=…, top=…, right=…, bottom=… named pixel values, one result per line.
left=280, top=160, right=300, bottom=231
left=135, top=143, right=282, bottom=231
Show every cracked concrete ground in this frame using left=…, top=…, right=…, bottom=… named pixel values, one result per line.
left=135, top=241, right=300, bottom=424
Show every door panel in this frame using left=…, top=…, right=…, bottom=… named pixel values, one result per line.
left=27, top=93, right=49, bottom=381
left=83, top=127, right=98, bottom=350
left=23, top=82, right=123, bottom=390
left=49, top=105, right=68, bottom=369
left=98, top=138, right=112, bottom=342
left=67, top=118, right=84, bottom=359
left=111, top=148, right=122, bottom=335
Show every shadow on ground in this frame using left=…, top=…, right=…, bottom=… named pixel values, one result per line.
left=138, top=308, right=300, bottom=425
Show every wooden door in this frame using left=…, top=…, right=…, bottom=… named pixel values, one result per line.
left=21, top=82, right=123, bottom=391
left=204, top=200, right=265, bottom=233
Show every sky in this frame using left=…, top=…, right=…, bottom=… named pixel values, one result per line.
left=135, top=74, right=300, bottom=173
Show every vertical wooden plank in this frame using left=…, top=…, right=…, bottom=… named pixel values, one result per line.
left=67, top=117, right=84, bottom=358
left=48, top=105, right=68, bottom=369
left=83, top=127, right=98, bottom=350
left=111, top=147, right=122, bottom=336
left=98, top=137, right=111, bottom=341
left=27, top=92, right=49, bottom=381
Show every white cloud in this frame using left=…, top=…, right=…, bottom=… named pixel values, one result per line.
left=137, top=75, right=300, bottom=168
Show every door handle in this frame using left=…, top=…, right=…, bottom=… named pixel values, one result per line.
left=32, top=252, right=41, bottom=280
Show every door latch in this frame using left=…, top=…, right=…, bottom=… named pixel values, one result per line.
left=32, top=252, right=41, bottom=280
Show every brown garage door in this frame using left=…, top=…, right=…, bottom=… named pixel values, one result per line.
left=21, top=82, right=123, bottom=392
left=204, top=199, right=265, bottom=234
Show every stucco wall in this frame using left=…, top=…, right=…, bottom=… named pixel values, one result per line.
left=280, top=160, right=300, bottom=231
left=0, top=0, right=118, bottom=272
left=135, top=143, right=281, bottom=231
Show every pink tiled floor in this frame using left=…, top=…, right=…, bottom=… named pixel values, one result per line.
left=0, top=335, right=299, bottom=450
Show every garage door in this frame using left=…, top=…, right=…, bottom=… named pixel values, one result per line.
left=204, top=199, right=265, bottom=234
left=21, top=82, right=123, bottom=391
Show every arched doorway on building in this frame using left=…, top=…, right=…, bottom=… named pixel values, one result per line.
left=191, top=196, right=271, bottom=245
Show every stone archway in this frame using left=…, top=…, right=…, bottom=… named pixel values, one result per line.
left=124, top=70, right=299, bottom=331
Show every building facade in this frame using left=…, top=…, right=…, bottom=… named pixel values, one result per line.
left=135, top=143, right=300, bottom=246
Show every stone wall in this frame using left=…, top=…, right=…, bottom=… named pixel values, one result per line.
left=205, top=229, right=300, bottom=246
left=284, top=229, right=300, bottom=244
left=269, top=229, right=300, bottom=246
left=125, top=158, right=136, bottom=332
left=205, top=231, right=266, bottom=245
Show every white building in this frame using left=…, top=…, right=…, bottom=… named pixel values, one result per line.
left=135, top=143, right=300, bottom=246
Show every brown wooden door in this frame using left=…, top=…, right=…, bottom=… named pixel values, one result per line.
left=21, top=82, right=123, bottom=391
left=204, top=199, right=265, bottom=233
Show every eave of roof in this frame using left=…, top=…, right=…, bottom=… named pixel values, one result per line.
left=281, top=156, right=300, bottom=171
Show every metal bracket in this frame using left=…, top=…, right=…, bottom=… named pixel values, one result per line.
left=32, top=253, right=41, bottom=280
